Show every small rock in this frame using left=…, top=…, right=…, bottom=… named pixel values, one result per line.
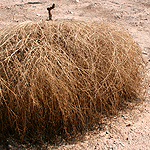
left=142, top=51, right=148, bottom=55
left=14, top=20, right=18, bottom=22
left=72, top=0, right=79, bottom=2
left=66, top=10, right=73, bottom=14
left=126, top=123, right=131, bottom=127
left=5, top=6, right=11, bottom=9
left=115, top=15, right=121, bottom=19
left=36, top=14, right=41, bottom=16
left=100, top=132, right=106, bottom=137
left=126, top=121, right=132, bottom=127
left=108, top=135, right=113, bottom=139
left=120, top=143, right=125, bottom=147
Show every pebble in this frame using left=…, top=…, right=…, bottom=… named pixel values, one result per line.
left=73, top=0, right=79, bottom=2
left=36, top=14, right=41, bottom=16
left=100, top=132, right=106, bottom=137
left=126, top=123, right=131, bottom=127
left=5, top=6, right=11, bottom=9
left=120, top=143, right=125, bottom=147
left=126, top=121, right=132, bottom=127
left=115, top=15, right=121, bottom=19
left=142, top=51, right=148, bottom=55
left=66, top=10, right=73, bottom=14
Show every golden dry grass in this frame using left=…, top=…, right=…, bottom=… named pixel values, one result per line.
left=0, top=20, right=146, bottom=142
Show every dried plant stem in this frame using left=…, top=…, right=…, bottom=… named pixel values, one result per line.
left=47, top=4, right=55, bottom=20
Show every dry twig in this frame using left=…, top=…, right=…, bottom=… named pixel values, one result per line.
left=47, top=3, right=55, bottom=20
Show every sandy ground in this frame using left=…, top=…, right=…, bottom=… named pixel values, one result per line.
left=0, top=0, right=150, bottom=149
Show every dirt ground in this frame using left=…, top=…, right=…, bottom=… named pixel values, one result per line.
left=0, top=0, right=150, bottom=149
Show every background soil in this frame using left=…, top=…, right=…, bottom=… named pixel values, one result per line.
left=0, top=0, right=150, bottom=149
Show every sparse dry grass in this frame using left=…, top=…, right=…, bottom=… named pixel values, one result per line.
left=0, top=20, right=146, bottom=142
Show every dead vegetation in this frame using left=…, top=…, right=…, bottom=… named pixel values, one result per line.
left=0, top=20, right=146, bottom=142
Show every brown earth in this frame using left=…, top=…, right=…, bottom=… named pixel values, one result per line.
left=0, top=0, right=150, bottom=149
